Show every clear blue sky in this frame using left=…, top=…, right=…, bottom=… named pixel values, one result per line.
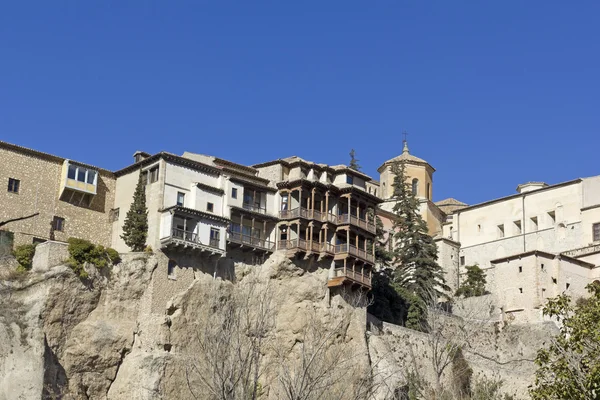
left=1, top=2, right=599, bottom=205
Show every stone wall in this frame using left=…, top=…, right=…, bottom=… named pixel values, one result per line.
left=0, top=143, right=115, bottom=247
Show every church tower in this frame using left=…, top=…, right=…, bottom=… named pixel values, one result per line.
left=377, top=140, right=443, bottom=235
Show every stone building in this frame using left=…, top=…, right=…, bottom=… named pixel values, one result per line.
left=0, top=140, right=115, bottom=249
left=438, top=176, right=600, bottom=323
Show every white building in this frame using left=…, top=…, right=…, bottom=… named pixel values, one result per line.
left=439, top=176, right=600, bottom=323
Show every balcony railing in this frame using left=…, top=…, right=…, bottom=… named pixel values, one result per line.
left=228, top=232, right=275, bottom=251
left=334, top=244, right=375, bottom=263
left=336, top=214, right=376, bottom=233
left=242, top=203, right=268, bottom=215
left=164, top=228, right=224, bottom=253
left=333, top=267, right=372, bottom=287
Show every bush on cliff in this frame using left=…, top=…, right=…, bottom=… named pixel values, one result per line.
left=13, top=243, right=36, bottom=272
left=67, top=237, right=120, bottom=278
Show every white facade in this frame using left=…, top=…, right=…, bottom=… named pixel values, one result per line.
left=439, top=176, right=600, bottom=323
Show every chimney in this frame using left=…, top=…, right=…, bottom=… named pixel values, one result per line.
left=133, top=151, right=151, bottom=163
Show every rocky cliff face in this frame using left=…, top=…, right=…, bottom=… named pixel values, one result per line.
left=0, top=252, right=552, bottom=399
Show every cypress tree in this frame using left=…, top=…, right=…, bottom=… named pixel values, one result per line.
left=349, top=149, right=361, bottom=171
left=390, top=162, right=449, bottom=328
left=120, top=170, right=148, bottom=252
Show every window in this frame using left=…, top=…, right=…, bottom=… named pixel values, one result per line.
left=541, top=263, right=545, bottom=271
left=148, top=166, right=159, bottom=184
left=346, top=175, right=354, bottom=185
left=426, top=183, right=431, bottom=200
left=7, top=178, right=20, bottom=194
left=86, top=170, right=96, bottom=184
left=168, top=260, right=176, bottom=278
left=566, top=283, right=571, bottom=290
left=497, top=224, right=505, bottom=238
left=518, top=266, right=523, bottom=273
left=207, top=202, right=214, bottom=212
left=210, top=228, right=220, bottom=247
left=281, top=194, right=289, bottom=211
left=67, top=164, right=77, bottom=180
left=593, top=223, right=600, bottom=242
left=519, top=288, right=523, bottom=294
left=232, top=188, right=238, bottom=199
left=530, top=216, right=538, bottom=231
left=76, top=168, right=86, bottom=182
left=514, top=220, right=522, bottom=235
left=412, top=179, right=419, bottom=196
left=548, top=211, right=556, bottom=224
left=460, top=256, right=465, bottom=266
left=177, top=192, right=185, bottom=207
left=52, top=216, right=65, bottom=232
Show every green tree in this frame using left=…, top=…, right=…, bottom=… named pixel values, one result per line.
left=349, top=149, right=361, bottom=171
left=455, top=264, right=488, bottom=298
left=530, top=282, right=600, bottom=400
left=390, top=162, right=449, bottom=330
left=120, top=171, right=148, bottom=252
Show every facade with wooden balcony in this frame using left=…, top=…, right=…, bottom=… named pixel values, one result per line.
left=254, top=156, right=382, bottom=291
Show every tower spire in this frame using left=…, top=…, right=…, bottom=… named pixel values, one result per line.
left=402, top=131, right=409, bottom=154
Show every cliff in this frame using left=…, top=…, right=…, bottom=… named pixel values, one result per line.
left=0, top=251, right=554, bottom=399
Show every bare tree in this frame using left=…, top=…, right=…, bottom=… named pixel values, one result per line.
left=185, top=274, right=277, bottom=400
left=0, top=212, right=39, bottom=228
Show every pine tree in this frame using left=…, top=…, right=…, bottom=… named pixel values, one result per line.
left=349, top=149, right=361, bottom=171
left=390, top=162, right=449, bottom=326
left=120, top=170, right=148, bottom=252
left=455, top=264, right=487, bottom=298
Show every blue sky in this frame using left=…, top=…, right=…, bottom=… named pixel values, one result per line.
left=1, top=2, right=599, bottom=205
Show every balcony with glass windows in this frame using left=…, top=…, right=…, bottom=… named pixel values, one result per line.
left=159, top=208, right=227, bottom=255
left=227, top=222, right=275, bottom=252
left=59, top=160, right=99, bottom=206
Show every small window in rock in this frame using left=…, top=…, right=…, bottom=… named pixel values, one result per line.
left=167, top=260, right=176, bottom=278
left=52, top=216, right=65, bottom=232
left=566, top=283, right=571, bottom=290
left=519, top=288, right=523, bottom=294
left=207, top=202, right=214, bottom=212
left=518, top=266, right=522, bottom=273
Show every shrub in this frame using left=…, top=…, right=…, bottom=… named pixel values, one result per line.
left=13, top=244, right=36, bottom=271
left=66, top=237, right=120, bottom=278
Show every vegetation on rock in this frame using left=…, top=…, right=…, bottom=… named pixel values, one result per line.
left=67, top=237, right=120, bottom=278
left=120, top=170, right=148, bottom=252
left=13, top=243, right=36, bottom=272
left=530, top=282, right=600, bottom=400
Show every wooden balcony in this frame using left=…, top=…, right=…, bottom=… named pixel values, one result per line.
left=160, top=228, right=225, bottom=255
left=328, top=266, right=372, bottom=289
left=228, top=232, right=275, bottom=252
left=333, top=244, right=375, bottom=264
left=336, top=214, right=376, bottom=234
left=242, top=203, right=268, bottom=215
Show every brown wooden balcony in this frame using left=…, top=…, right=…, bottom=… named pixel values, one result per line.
left=227, top=232, right=275, bottom=252
left=333, top=244, right=375, bottom=264
left=161, top=228, right=225, bottom=255
left=336, top=214, right=376, bottom=234
left=328, top=266, right=372, bottom=288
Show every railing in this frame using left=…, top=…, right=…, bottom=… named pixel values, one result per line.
left=279, top=207, right=325, bottom=221
left=333, top=267, right=371, bottom=286
left=334, top=244, right=375, bottom=263
left=336, top=214, right=376, bottom=233
left=228, top=232, right=275, bottom=251
left=172, top=228, right=199, bottom=243
left=242, top=203, right=268, bottom=215
left=171, top=228, right=221, bottom=249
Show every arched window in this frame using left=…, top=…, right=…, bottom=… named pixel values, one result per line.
left=412, top=178, right=419, bottom=196
left=426, top=183, right=431, bottom=200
